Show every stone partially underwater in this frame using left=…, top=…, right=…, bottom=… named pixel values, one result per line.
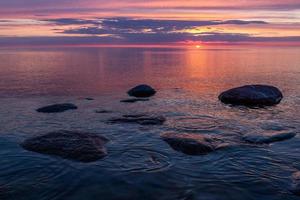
left=291, top=171, right=300, bottom=195
left=120, top=98, right=150, bottom=103
left=127, top=84, right=156, bottom=98
left=243, top=132, right=296, bottom=144
left=108, top=114, right=166, bottom=125
left=161, top=132, right=235, bottom=155
left=161, top=131, right=296, bottom=155
left=95, top=109, right=113, bottom=114
left=219, top=85, right=283, bottom=107
left=20, top=130, right=109, bottom=162
left=85, top=98, right=94, bottom=101
left=36, top=103, right=78, bottom=113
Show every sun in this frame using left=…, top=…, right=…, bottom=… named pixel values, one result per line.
left=195, top=45, right=201, bottom=48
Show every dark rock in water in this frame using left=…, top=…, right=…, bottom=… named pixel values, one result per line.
left=218, top=85, right=283, bottom=106
left=161, top=132, right=231, bottom=155
left=243, top=132, right=296, bottom=144
left=36, top=103, right=77, bottom=113
left=291, top=172, right=300, bottom=195
left=123, top=114, right=147, bottom=118
left=20, top=130, right=109, bottom=162
left=95, top=109, right=113, bottom=114
left=120, top=98, right=150, bottom=103
left=85, top=98, right=94, bottom=101
left=108, top=114, right=166, bottom=125
left=127, top=84, right=156, bottom=98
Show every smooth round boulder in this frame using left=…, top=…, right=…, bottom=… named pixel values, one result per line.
left=36, top=103, right=78, bottom=113
left=127, top=84, right=156, bottom=98
left=21, top=130, right=109, bottom=162
left=218, top=85, right=283, bottom=107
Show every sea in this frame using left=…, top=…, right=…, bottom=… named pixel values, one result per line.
left=0, top=46, right=300, bottom=200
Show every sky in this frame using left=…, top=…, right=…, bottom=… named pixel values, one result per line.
left=0, top=0, right=299, bottom=46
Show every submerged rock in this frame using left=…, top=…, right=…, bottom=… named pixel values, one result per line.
left=218, top=85, right=283, bottom=107
left=161, top=132, right=232, bottom=155
left=85, top=98, right=94, bottom=101
left=243, top=132, right=296, bottom=144
left=291, top=171, right=300, bottom=195
left=36, top=103, right=78, bottom=113
left=95, top=109, right=113, bottom=114
left=127, top=84, right=156, bottom=98
left=120, top=98, right=150, bottom=103
left=108, top=114, right=166, bottom=125
left=122, top=114, right=147, bottom=118
left=21, top=130, right=109, bottom=162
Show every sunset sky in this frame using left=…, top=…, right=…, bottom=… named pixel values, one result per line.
left=0, top=0, right=300, bottom=46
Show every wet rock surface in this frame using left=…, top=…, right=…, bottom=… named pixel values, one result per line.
left=36, top=103, right=78, bottom=113
left=108, top=114, right=166, bottom=125
left=127, top=84, right=156, bottom=98
left=161, top=132, right=233, bottom=155
left=85, top=98, right=94, bottom=101
left=291, top=171, right=300, bottom=195
left=20, top=130, right=109, bottom=162
left=120, top=98, right=150, bottom=103
left=243, top=132, right=296, bottom=144
left=162, top=129, right=297, bottom=155
left=219, top=85, right=283, bottom=107
left=122, top=114, right=147, bottom=118
left=95, top=109, right=113, bottom=114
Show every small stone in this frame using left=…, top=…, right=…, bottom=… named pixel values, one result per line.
left=36, top=103, right=77, bottom=113
left=85, top=98, right=94, bottom=100
left=122, top=114, right=147, bottom=118
left=95, top=109, right=113, bottom=114
left=108, top=114, right=166, bottom=125
left=120, top=98, right=150, bottom=103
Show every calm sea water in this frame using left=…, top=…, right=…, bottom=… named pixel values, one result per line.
left=0, top=46, right=300, bottom=200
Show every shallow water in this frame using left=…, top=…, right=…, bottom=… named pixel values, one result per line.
left=0, top=46, right=300, bottom=200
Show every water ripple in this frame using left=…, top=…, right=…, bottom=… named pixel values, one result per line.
left=0, top=150, right=80, bottom=200
left=169, top=115, right=221, bottom=133
left=105, top=147, right=172, bottom=173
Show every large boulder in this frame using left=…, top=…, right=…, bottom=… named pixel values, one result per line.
left=36, top=103, right=78, bottom=113
left=21, top=130, right=109, bottom=162
left=218, top=85, right=283, bottom=107
left=127, top=84, right=156, bottom=98
left=108, top=114, right=166, bottom=125
left=161, top=132, right=231, bottom=155
left=243, top=132, right=296, bottom=144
